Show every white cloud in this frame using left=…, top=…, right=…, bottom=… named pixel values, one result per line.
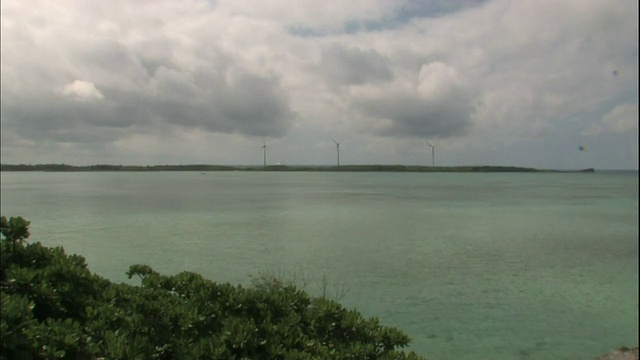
left=602, top=103, right=638, bottom=134
left=417, top=62, right=462, bottom=101
left=584, top=103, right=639, bottom=136
left=59, top=80, right=104, bottom=101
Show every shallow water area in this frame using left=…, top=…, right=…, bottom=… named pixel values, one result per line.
left=1, top=170, right=637, bottom=360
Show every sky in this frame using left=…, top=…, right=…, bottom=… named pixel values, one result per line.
left=1, top=0, right=638, bottom=170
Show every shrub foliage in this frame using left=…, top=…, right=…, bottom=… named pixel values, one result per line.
left=1, top=216, right=424, bottom=359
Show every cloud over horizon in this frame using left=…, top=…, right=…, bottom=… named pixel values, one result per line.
left=1, top=0, right=638, bottom=169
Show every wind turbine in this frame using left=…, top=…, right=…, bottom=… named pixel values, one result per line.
left=332, top=139, right=340, bottom=166
left=426, top=141, right=435, bottom=167
left=261, top=140, right=267, bottom=167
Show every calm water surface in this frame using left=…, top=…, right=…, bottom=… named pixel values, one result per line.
left=1, top=171, right=638, bottom=359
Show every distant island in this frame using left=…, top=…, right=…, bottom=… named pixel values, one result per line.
left=0, top=164, right=595, bottom=173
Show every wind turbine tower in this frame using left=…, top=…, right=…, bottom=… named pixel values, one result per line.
left=427, top=141, right=435, bottom=167
left=332, top=139, right=340, bottom=166
left=262, top=140, right=267, bottom=167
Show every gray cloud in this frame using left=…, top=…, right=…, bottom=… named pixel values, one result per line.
left=351, top=61, right=473, bottom=138
left=354, top=91, right=473, bottom=138
left=1, top=90, right=142, bottom=144
left=2, top=42, right=296, bottom=146
left=145, top=69, right=296, bottom=137
left=319, top=44, right=394, bottom=86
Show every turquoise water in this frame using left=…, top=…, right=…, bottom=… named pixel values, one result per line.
left=1, top=171, right=637, bottom=359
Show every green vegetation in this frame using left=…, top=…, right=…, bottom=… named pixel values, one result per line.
left=0, top=163, right=594, bottom=172
left=1, top=216, right=424, bottom=359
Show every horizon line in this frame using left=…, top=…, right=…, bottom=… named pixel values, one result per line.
left=2, top=163, right=635, bottom=172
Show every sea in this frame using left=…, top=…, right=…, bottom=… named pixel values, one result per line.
left=1, top=170, right=637, bottom=360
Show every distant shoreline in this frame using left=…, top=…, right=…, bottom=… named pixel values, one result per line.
left=0, top=164, right=596, bottom=173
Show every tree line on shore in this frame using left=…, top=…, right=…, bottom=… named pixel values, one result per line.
left=0, top=163, right=565, bottom=172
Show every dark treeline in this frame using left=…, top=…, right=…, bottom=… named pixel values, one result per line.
left=0, top=164, right=594, bottom=172
left=0, top=164, right=237, bottom=172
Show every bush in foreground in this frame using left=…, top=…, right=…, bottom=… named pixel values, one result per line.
left=1, top=216, right=425, bottom=359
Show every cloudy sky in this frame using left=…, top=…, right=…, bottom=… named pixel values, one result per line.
left=1, top=0, right=638, bottom=169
